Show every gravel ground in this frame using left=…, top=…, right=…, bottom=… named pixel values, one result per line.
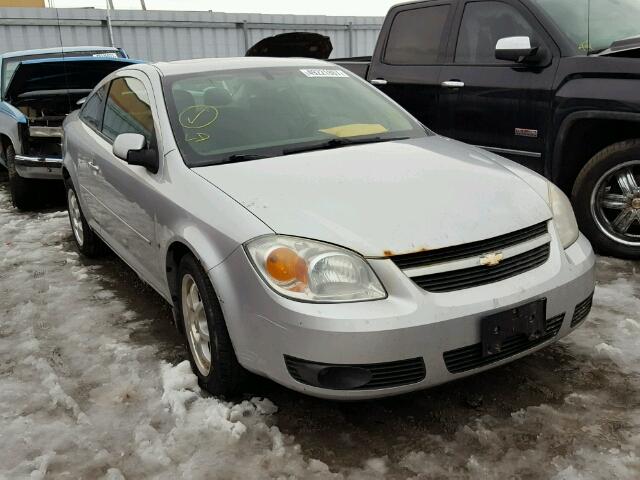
left=0, top=179, right=639, bottom=480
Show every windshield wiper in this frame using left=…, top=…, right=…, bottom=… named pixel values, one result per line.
left=218, top=153, right=272, bottom=165
left=282, top=136, right=410, bottom=156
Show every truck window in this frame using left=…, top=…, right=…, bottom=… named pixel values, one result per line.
left=455, top=1, right=536, bottom=64
left=384, top=5, right=451, bottom=65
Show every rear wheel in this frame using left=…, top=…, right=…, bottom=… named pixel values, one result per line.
left=572, top=139, right=640, bottom=259
left=66, top=181, right=105, bottom=257
left=176, top=253, right=244, bottom=397
left=6, top=144, right=35, bottom=210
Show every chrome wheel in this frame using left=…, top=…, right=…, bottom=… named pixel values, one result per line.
left=67, top=188, right=84, bottom=247
left=591, top=160, right=640, bottom=247
left=181, top=274, right=211, bottom=376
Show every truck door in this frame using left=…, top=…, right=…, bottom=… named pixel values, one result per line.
left=438, top=0, right=558, bottom=173
left=367, top=1, right=458, bottom=134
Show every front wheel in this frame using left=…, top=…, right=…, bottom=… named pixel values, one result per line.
left=572, top=139, right=640, bottom=259
left=176, top=253, right=244, bottom=397
left=6, top=144, right=35, bottom=210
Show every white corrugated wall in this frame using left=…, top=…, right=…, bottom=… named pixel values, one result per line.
left=0, top=7, right=383, bottom=60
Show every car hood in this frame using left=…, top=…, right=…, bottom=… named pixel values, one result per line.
left=3, top=57, right=140, bottom=102
left=596, top=36, right=640, bottom=58
left=194, top=136, right=552, bottom=257
left=246, top=32, right=333, bottom=59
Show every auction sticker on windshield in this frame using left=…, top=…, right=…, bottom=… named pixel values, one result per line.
left=300, top=69, right=349, bottom=78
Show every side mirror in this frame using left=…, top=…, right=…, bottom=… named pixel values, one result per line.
left=113, top=133, right=159, bottom=173
left=495, top=36, right=540, bottom=63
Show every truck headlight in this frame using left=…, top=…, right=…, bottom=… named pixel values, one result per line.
left=548, top=182, right=579, bottom=248
left=245, top=235, right=386, bottom=303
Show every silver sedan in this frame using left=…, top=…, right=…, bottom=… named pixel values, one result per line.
left=62, top=58, right=595, bottom=400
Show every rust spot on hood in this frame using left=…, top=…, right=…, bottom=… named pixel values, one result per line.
left=382, top=247, right=431, bottom=258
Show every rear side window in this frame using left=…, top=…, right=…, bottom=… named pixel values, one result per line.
left=384, top=5, right=451, bottom=65
left=102, top=77, right=155, bottom=143
left=455, top=1, right=536, bottom=64
left=79, top=84, right=108, bottom=131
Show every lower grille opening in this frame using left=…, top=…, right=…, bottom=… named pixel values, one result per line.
left=571, top=293, right=594, bottom=327
left=443, top=313, right=565, bottom=374
left=284, top=356, right=426, bottom=390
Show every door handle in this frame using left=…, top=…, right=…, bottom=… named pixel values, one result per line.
left=87, top=160, right=100, bottom=173
left=441, top=80, right=465, bottom=88
left=370, top=78, right=388, bottom=86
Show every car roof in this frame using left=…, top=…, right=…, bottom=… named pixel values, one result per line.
left=151, top=56, right=336, bottom=77
left=1, top=46, right=121, bottom=59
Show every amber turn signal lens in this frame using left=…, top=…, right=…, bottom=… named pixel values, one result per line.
left=265, top=247, right=308, bottom=285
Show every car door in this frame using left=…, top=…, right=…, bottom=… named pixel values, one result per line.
left=91, top=73, right=164, bottom=287
left=366, top=1, right=458, bottom=134
left=438, top=0, right=558, bottom=173
left=75, top=83, right=109, bottom=225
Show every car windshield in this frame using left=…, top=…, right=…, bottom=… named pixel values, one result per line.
left=1, top=50, right=124, bottom=96
left=532, top=0, right=640, bottom=54
left=162, top=66, right=428, bottom=167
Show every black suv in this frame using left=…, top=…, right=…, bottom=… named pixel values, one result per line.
left=336, top=0, right=640, bottom=258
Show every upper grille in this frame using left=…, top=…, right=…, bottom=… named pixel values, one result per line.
left=443, top=313, right=565, bottom=373
left=389, top=221, right=548, bottom=270
left=412, top=243, right=550, bottom=293
left=571, top=293, right=594, bottom=327
left=284, top=356, right=426, bottom=390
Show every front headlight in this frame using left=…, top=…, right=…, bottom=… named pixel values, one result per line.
left=548, top=182, right=579, bottom=248
left=245, top=235, right=386, bottom=303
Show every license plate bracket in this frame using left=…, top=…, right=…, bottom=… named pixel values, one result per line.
left=481, top=299, right=546, bottom=357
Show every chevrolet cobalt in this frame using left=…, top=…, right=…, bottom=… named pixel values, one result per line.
left=62, top=58, right=595, bottom=399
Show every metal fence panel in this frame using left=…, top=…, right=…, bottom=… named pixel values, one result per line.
left=0, top=7, right=383, bottom=61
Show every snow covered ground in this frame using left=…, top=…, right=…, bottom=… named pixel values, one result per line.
left=0, top=182, right=639, bottom=479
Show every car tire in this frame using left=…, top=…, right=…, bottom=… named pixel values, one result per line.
left=65, top=180, right=106, bottom=258
left=176, top=253, right=244, bottom=397
left=6, top=144, right=35, bottom=210
left=572, top=139, right=640, bottom=259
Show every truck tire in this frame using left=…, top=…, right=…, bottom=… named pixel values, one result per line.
left=6, top=144, right=34, bottom=210
left=572, top=139, right=640, bottom=259
left=65, top=181, right=106, bottom=258
left=175, top=253, right=245, bottom=398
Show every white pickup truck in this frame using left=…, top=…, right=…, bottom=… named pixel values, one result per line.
left=0, top=46, right=137, bottom=209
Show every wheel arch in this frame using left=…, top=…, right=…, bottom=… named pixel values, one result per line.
left=0, top=133, right=12, bottom=161
left=551, top=111, right=640, bottom=193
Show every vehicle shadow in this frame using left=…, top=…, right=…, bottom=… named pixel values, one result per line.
left=0, top=170, right=66, bottom=210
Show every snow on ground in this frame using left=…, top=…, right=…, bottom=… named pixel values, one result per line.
left=0, top=183, right=639, bottom=479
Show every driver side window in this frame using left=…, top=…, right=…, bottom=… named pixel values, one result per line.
left=455, top=1, right=536, bottom=64
left=102, top=77, right=155, bottom=144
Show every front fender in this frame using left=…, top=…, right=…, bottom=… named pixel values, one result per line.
left=0, top=101, right=27, bottom=154
left=156, top=152, right=273, bottom=300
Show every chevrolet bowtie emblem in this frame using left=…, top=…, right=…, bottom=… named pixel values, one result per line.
left=480, top=252, right=504, bottom=267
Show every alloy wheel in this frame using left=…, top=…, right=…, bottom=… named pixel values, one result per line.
left=181, top=274, right=212, bottom=376
left=68, top=189, right=84, bottom=247
left=591, top=160, right=640, bottom=247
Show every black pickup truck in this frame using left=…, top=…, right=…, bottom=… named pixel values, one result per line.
left=333, top=0, right=640, bottom=259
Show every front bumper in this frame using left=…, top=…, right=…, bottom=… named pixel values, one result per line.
left=15, top=154, right=63, bottom=180
left=210, top=227, right=595, bottom=400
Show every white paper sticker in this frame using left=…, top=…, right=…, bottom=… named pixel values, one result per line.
left=92, top=52, right=119, bottom=58
left=300, top=68, right=349, bottom=78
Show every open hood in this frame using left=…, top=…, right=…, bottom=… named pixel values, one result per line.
left=597, top=36, right=640, bottom=58
left=246, top=32, right=332, bottom=59
left=3, top=56, right=140, bottom=101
